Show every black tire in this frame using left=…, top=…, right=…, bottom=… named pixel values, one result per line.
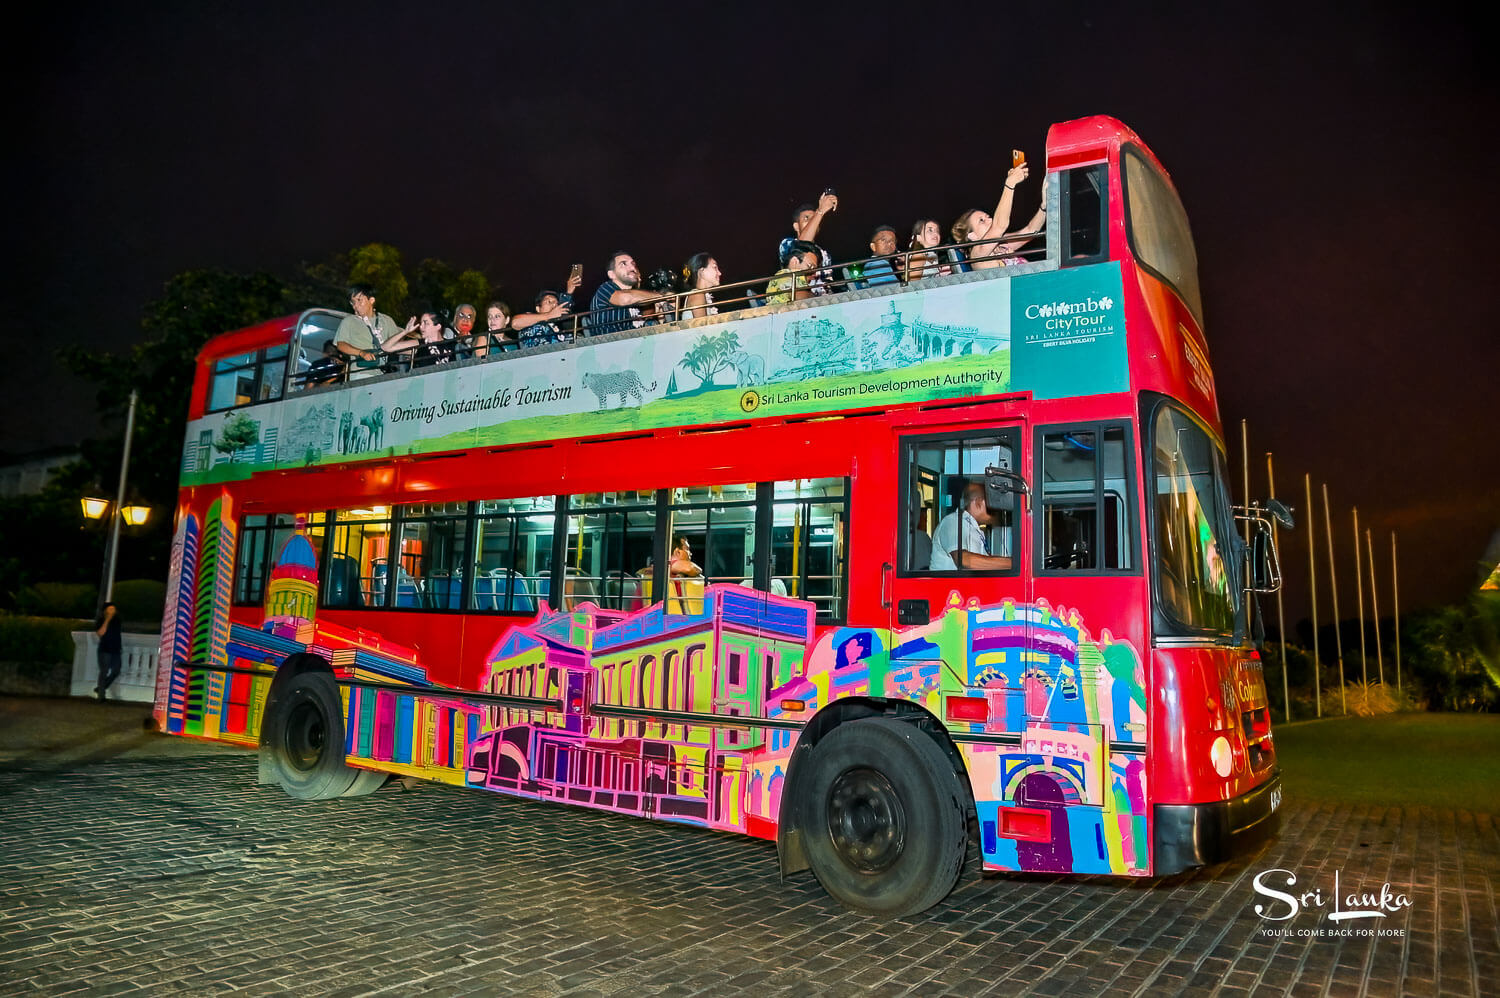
left=800, top=717, right=967, bottom=916
left=264, top=671, right=364, bottom=800
left=342, top=767, right=389, bottom=798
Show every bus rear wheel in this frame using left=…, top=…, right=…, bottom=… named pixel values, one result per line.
left=800, top=717, right=966, bottom=916
left=265, top=671, right=382, bottom=800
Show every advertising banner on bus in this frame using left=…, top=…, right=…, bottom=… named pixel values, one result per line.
left=181, top=263, right=1127, bottom=485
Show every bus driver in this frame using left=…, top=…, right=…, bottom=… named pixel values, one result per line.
left=928, top=482, right=1012, bottom=571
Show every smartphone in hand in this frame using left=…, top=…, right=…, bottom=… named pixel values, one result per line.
left=568, top=263, right=582, bottom=283
left=1012, top=149, right=1026, bottom=168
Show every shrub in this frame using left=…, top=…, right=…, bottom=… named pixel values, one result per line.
left=15, top=582, right=96, bottom=618
left=112, top=579, right=166, bottom=625
left=0, top=614, right=87, bottom=678
left=1342, top=680, right=1416, bottom=717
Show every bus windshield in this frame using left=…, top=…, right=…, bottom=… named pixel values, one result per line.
left=1151, top=403, right=1241, bottom=635
left=1124, top=147, right=1203, bottom=327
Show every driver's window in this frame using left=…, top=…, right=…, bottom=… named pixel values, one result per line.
left=1038, top=424, right=1133, bottom=572
left=901, top=433, right=1018, bottom=574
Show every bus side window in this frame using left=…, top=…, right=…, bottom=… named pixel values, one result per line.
left=1062, top=164, right=1108, bottom=265
left=1039, top=425, right=1132, bottom=572
left=901, top=433, right=1018, bottom=574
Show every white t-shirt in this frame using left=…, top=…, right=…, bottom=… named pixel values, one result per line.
left=928, top=508, right=1010, bottom=570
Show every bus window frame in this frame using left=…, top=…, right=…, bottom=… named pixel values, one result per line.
left=1140, top=392, right=1245, bottom=641
left=388, top=500, right=473, bottom=613
left=206, top=344, right=289, bottom=414
left=1059, top=163, right=1110, bottom=267
left=1033, top=421, right=1140, bottom=578
left=472, top=496, right=561, bottom=616
left=897, top=427, right=1024, bottom=579
left=287, top=308, right=354, bottom=394
left=1121, top=144, right=1204, bottom=329
left=765, top=478, right=851, bottom=623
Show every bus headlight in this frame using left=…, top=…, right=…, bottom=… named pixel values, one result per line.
left=1210, top=736, right=1234, bottom=778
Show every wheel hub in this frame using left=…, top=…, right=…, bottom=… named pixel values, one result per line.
left=282, top=699, right=327, bottom=772
left=826, top=766, right=907, bottom=873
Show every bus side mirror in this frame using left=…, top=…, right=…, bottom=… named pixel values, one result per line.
left=1266, top=498, right=1294, bottom=529
left=983, top=466, right=1031, bottom=513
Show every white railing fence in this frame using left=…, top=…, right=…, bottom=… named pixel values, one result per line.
left=70, top=631, right=161, bottom=703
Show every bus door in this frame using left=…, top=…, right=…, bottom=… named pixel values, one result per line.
left=889, top=426, right=1031, bottom=724
left=1009, top=423, right=1143, bottom=862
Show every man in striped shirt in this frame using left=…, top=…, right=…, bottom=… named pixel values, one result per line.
left=589, top=252, right=663, bottom=336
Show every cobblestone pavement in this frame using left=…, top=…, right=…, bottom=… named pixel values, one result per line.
left=0, top=698, right=1495, bottom=997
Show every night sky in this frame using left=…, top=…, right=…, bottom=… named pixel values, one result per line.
left=9, top=4, right=1497, bottom=618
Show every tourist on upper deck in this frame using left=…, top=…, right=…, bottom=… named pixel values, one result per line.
left=681, top=253, right=722, bottom=319
left=450, top=303, right=479, bottom=358
left=778, top=192, right=838, bottom=296
left=591, top=252, right=665, bottom=336
left=513, top=267, right=585, bottom=348
left=305, top=339, right=346, bottom=386
left=381, top=309, right=455, bottom=368
left=483, top=301, right=514, bottom=352
left=765, top=241, right=821, bottom=305
left=951, top=160, right=1046, bottom=270
left=859, top=225, right=902, bottom=287
left=513, top=290, right=575, bottom=348
left=905, top=218, right=957, bottom=282
left=334, top=284, right=415, bottom=379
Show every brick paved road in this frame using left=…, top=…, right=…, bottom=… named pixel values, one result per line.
left=0, top=699, right=1495, bottom=997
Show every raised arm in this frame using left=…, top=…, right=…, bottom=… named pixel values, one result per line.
left=608, top=286, right=666, bottom=308
left=796, top=191, right=839, bottom=245
left=994, top=203, right=1048, bottom=258
left=969, top=163, right=1029, bottom=260
left=511, top=301, right=569, bottom=331
left=376, top=317, right=421, bottom=352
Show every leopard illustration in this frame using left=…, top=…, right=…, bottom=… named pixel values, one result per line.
left=581, top=369, right=656, bottom=410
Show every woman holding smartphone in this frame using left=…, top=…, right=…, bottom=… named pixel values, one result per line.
left=950, top=157, right=1045, bottom=270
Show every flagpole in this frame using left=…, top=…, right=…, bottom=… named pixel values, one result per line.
left=1353, top=506, right=1368, bottom=687
left=1267, top=453, right=1289, bottom=721
left=1323, top=484, right=1346, bottom=714
left=1366, top=528, right=1384, bottom=686
left=1241, top=420, right=1253, bottom=634
left=1391, top=531, right=1401, bottom=693
left=1305, top=474, right=1320, bottom=718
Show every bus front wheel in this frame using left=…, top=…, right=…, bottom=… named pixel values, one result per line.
left=800, top=717, right=966, bottom=916
left=264, top=671, right=382, bottom=800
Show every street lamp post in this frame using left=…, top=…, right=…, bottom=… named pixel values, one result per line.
left=85, top=390, right=142, bottom=617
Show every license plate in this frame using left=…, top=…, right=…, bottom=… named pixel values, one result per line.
left=1269, top=786, right=1282, bottom=812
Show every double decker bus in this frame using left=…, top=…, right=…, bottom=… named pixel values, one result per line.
left=155, top=115, right=1284, bottom=916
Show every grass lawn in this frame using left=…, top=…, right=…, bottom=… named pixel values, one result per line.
left=1274, top=712, right=1500, bottom=812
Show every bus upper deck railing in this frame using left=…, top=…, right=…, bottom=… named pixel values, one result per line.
left=286, top=226, right=1050, bottom=392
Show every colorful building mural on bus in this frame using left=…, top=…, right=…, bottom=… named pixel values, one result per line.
left=156, top=509, right=1149, bottom=877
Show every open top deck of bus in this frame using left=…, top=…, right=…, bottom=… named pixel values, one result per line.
left=181, top=115, right=1215, bottom=488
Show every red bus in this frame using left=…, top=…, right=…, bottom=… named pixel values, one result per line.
left=154, top=114, right=1284, bottom=916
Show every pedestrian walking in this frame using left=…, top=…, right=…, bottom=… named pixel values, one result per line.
left=95, top=602, right=122, bottom=702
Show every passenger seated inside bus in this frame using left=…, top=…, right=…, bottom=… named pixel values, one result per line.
left=666, top=535, right=704, bottom=614
left=305, top=340, right=346, bottom=386
left=928, top=481, right=1012, bottom=571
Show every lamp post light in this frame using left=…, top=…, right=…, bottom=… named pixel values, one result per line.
left=82, top=390, right=143, bottom=617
